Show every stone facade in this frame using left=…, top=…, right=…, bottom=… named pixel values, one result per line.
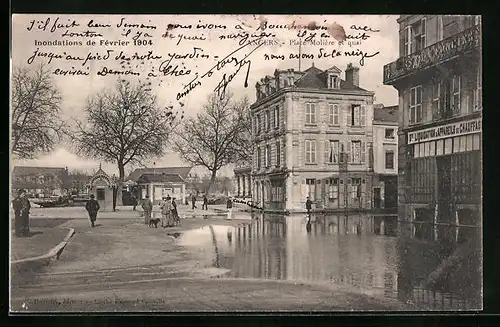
left=250, top=64, right=376, bottom=213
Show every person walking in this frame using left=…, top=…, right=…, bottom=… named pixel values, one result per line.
left=85, top=194, right=100, bottom=228
left=132, top=195, right=137, bottom=211
left=142, top=195, right=153, bottom=225
left=202, top=195, right=208, bottom=210
left=226, top=197, right=233, bottom=220
left=305, top=197, right=313, bottom=214
left=191, top=194, right=197, bottom=209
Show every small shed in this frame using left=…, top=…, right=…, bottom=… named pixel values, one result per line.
left=136, top=173, right=186, bottom=205
left=88, top=165, right=114, bottom=212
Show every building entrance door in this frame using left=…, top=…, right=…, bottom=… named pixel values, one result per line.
left=374, top=188, right=381, bottom=208
left=437, top=156, right=452, bottom=224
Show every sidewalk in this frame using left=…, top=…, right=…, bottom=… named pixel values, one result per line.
left=10, top=227, right=69, bottom=261
left=12, top=277, right=415, bottom=312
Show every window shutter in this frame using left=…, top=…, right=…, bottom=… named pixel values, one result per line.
left=334, top=104, right=342, bottom=124
left=346, top=106, right=352, bottom=126
left=325, top=140, right=330, bottom=163
left=347, top=140, right=352, bottom=163
left=360, top=105, right=366, bottom=126
left=361, top=141, right=366, bottom=163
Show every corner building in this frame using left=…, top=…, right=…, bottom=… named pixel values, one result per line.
left=383, top=15, right=482, bottom=239
left=251, top=64, right=375, bottom=213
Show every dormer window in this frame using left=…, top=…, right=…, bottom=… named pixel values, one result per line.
left=266, top=84, right=271, bottom=94
left=288, top=76, right=294, bottom=86
left=328, top=74, right=339, bottom=89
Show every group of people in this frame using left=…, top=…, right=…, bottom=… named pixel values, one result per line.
left=141, top=195, right=180, bottom=228
left=190, top=194, right=209, bottom=210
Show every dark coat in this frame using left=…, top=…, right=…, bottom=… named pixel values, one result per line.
left=306, top=199, right=312, bottom=210
left=12, top=196, right=23, bottom=215
left=226, top=199, right=233, bottom=209
left=85, top=199, right=100, bottom=213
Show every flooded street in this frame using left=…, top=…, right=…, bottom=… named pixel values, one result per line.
left=176, top=213, right=482, bottom=311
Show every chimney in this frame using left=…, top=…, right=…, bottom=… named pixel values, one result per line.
left=345, top=63, right=360, bottom=87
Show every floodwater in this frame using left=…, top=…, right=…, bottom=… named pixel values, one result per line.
left=177, top=213, right=482, bottom=311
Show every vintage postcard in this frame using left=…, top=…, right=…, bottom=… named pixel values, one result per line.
left=10, top=14, right=482, bottom=312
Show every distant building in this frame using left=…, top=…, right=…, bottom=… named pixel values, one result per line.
left=383, top=15, right=481, bottom=239
left=11, top=166, right=69, bottom=197
left=372, top=104, right=399, bottom=209
left=250, top=63, right=375, bottom=213
left=126, top=166, right=192, bottom=203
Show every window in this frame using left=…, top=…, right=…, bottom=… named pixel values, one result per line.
left=275, top=141, right=281, bottom=167
left=288, top=76, right=294, bottom=86
left=327, top=178, right=339, bottom=201
left=385, top=150, right=395, bottom=169
left=474, top=65, right=482, bottom=111
left=257, top=114, right=261, bottom=134
left=351, top=140, right=362, bottom=163
left=265, top=110, right=270, bottom=130
left=284, top=79, right=289, bottom=87
left=257, top=147, right=261, bottom=169
left=96, top=188, right=105, bottom=201
left=265, top=144, right=271, bottom=167
left=350, top=178, right=362, bottom=199
left=385, top=128, right=395, bottom=139
left=328, top=75, right=339, bottom=89
left=432, top=81, right=442, bottom=119
left=404, top=18, right=426, bottom=55
left=305, top=179, right=316, bottom=201
left=326, top=140, right=339, bottom=163
left=329, top=104, right=339, bottom=125
left=452, top=76, right=461, bottom=114
left=305, top=103, right=316, bottom=124
left=305, top=140, right=316, bottom=164
left=274, top=105, right=279, bottom=128
left=409, top=86, right=423, bottom=124
left=349, top=105, right=365, bottom=126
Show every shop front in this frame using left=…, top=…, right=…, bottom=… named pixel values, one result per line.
left=407, top=117, right=481, bottom=238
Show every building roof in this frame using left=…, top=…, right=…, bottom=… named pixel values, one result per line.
left=136, top=173, right=185, bottom=184
left=374, top=105, right=398, bottom=123
left=126, top=166, right=192, bottom=182
left=293, top=65, right=369, bottom=92
left=12, top=166, right=67, bottom=176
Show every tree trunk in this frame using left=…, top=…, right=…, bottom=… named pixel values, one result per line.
left=205, top=169, right=218, bottom=194
left=116, top=163, right=125, bottom=206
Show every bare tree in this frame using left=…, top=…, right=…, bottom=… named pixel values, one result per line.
left=70, top=79, right=180, bottom=205
left=172, top=92, right=252, bottom=193
left=11, top=64, right=65, bottom=159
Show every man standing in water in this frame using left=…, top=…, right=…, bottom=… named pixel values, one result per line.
left=305, top=197, right=312, bottom=215
left=85, top=194, right=100, bottom=228
left=226, top=196, right=233, bottom=220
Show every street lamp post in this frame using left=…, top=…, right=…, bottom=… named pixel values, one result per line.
left=112, top=174, right=117, bottom=212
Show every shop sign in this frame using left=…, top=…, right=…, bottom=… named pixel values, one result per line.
left=408, top=118, right=481, bottom=144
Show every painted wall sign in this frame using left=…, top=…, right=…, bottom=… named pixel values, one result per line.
left=408, top=118, right=481, bottom=144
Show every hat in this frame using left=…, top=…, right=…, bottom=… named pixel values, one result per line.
left=17, top=189, right=25, bottom=195
left=90, top=194, right=95, bottom=198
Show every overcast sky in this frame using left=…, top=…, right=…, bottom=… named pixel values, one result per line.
left=11, top=14, right=399, bottom=177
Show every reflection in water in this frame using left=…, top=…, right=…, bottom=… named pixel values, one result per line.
left=177, top=213, right=481, bottom=310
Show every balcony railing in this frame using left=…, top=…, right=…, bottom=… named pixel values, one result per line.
left=383, top=25, right=481, bottom=85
